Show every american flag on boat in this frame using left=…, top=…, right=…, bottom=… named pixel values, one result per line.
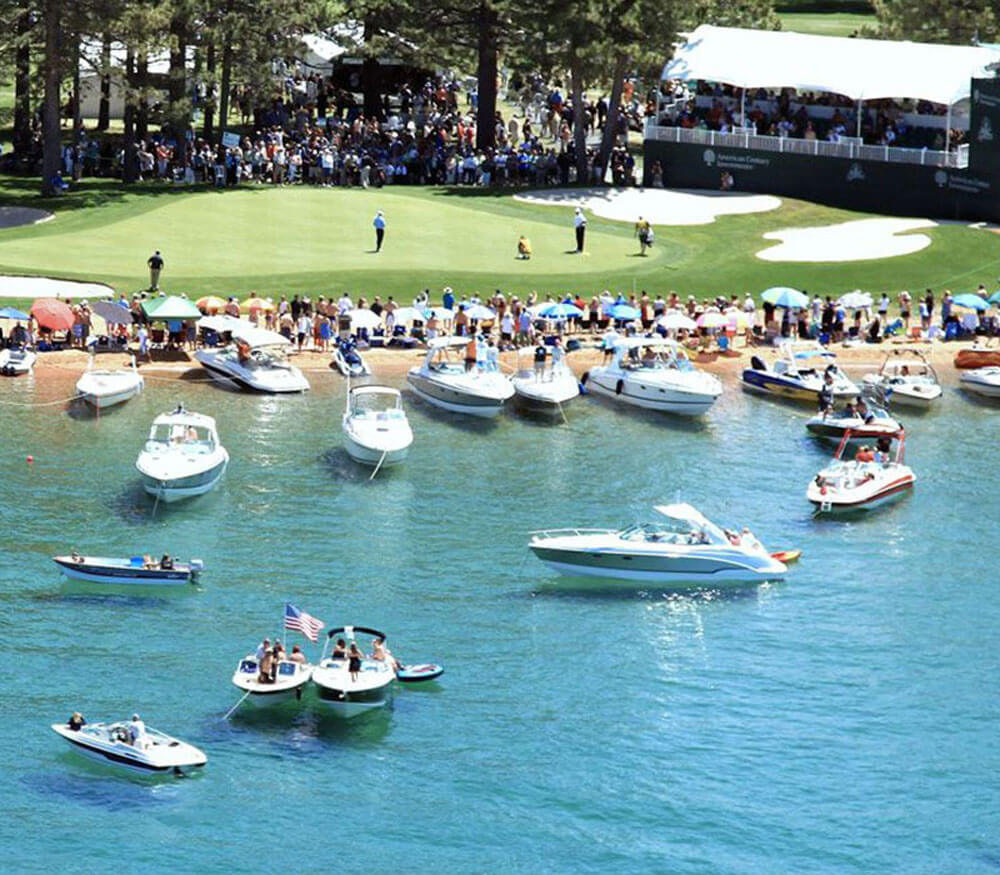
left=284, top=603, right=325, bottom=642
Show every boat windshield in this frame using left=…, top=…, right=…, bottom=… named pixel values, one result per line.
left=350, top=392, right=403, bottom=419
left=146, top=422, right=216, bottom=453
left=620, top=345, right=691, bottom=372
left=618, top=521, right=720, bottom=545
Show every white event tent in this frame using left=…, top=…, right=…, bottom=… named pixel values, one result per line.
left=663, top=25, right=1000, bottom=143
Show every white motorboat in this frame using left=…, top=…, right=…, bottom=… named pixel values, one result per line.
left=807, top=428, right=914, bottom=513
left=407, top=336, right=514, bottom=417
left=311, top=626, right=396, bottom=718
left=231, top=654, right=313, bottom=707
left=53, top=552, right=203, bottom=585
left=861, top=349, right=942, bottom=408
left=52, top=716, right=206, bottom=776
left=135, top=405, right=229, bottom=502
left=583, top=337, right=721, bottom=415
left=805, top=400, right=902, bottom=441
left=511, top=345, right=580, bottom=416
left=529, top=503, right=787, bottom=585
left=742, top=341, right=858, bottom=403
left=195, top=326, right=309, bottom=393
left=76, top=355, right=144, bottom=408
left=331, top=338, right=372, bottom=377
left=0, top=346, right=36, bottom=376
left=960, top=367, right=1000, bottom=398
left=342, top=384, right=413, bottom=467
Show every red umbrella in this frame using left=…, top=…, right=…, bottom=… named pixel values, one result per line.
left=30, top=297, right=75, bottom=331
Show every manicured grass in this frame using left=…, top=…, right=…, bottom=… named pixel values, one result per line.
left=779, top=12, right=877, bottom=36
left=0, top=179, right=996, bottom=310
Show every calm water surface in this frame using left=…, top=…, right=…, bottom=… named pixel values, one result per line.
left=1, top=364, right=998, bottom=873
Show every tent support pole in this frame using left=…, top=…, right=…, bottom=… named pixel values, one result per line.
left=740, top=88, right=746, bottom=127
left=945, top=103, right=952, bottom=154
left=856, top=99, right=862, bottom=138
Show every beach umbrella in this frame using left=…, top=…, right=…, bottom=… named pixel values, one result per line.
left=462, top=304, right=496, bottom=320
left=761, top=287, right=808, bottom=308
left=988, top=290, right=1000, bottom=304
left=952, top=293, right=989, bottom=311
left=142, top=295, right=202, bottom=321
left=608, top=303, right=640, bottom=321
left=348, top=308, right=382, bottom=329
left=0, top=306, right=30, bottom=321
left=92, top=300, right=133, bottom=324
left=839, top=290, right=873, bottom=309
left=30, top=297, right=75, bottom=331
left=390, top=306, right=427, bottom=323
left=657, top=311, right=697, bottom=331
left=428, top=307, right=455, bottom=320
left=696, top=311, right=727, bottom=328
left=539, top=302, right=583, bottom=319
left=242, top=296, right=275, bottom=312
left=196, top=295, right=227, bottom=312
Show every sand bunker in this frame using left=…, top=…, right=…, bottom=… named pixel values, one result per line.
left=0, top=206, right=53, bottom=228
left=757, top=218, right=937, bottom=262
left=0, top=275, right=114, bottom=300
left=515, top=187, right=782, bottom=226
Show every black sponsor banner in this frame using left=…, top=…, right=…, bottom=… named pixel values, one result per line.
left=643, top=139, right=1000, bottom=223
left=969, top=77, right=1000, bottom=174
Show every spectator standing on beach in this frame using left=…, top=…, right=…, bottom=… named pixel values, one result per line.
left=573, top=208, right=586, bottom=254
left=147, top=250, right=164, bottom=291
left=373, top=210, right=386, bottom=252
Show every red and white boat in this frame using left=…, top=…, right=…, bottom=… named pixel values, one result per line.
left=806, top=428, right=914, bottom=514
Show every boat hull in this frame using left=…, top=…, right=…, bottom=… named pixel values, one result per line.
left=76, top=373, right=144, bottom=408
left=585, top=372, right=719, bottom=415
left=52, top=725, right=206, bottom=775
left=53, top=557, right=195, bottom=585
left=960, top=375, right=1000, bottom=397
left=312, top=681, right=393, bottom=718
left=407, top=372, right=509, bottom=417
left=136, top=458, right=228, bottom=502
left=342, top=431, right=410, bottom=467
left=807, top=475, right=915, bottom=513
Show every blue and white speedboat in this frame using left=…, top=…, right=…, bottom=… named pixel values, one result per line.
left=135, top=405, right=229, bottom=502
left=529, top=503, right=786, bottom=585
left=53, top=553, right=203, bottom=585
left=52, top=717, right=206, bottom=776
left=742, top=341, right=857, bottom=403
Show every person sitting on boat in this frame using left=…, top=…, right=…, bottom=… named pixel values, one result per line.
left=237, top=340, right=251, bottom=364
left=129, top=714, right=148, bottom=749
left=331, top=638, right=348, bottom=659
left=348, top=643, right=363, bottom=681
left=855, top=399, right=875, bottom=425
left=71, top=550, right=84, bottom=564
left=142, top=554, right=158, bottom=569
left=67, top=712, right=86, bottom=732
left=289, top=645, right=307, bottom=665
left=159, top=554, right=174, bottom=570
left=724, top=528, right=742, bottom=546
left=185, top=426, right=199, bottom=443
left=818, top=373, right=835, bottom=414
left=741, top=527, right=763, bottom=552
left=855, top=445, right=875, bottom=463
left=372, top=638, right=389, bottom=662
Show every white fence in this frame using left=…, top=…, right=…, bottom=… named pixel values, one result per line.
left=645, top=123, right=969, bottom=169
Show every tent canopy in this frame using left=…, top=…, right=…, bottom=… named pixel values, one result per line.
left=663, top=25, right=1000, bottom=106
left=141, top=295, right=202, bottom=321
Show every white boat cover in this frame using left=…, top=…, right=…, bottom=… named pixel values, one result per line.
left=663, top=25, right=1000, bottom=106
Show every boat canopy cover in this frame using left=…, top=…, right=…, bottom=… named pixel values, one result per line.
left=427, top=336, right=473, bottom=350
left=230, top=325, right=290, bottom=348
left=654, top=503, right=727, bottom=542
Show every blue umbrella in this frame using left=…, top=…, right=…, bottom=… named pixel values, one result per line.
left=608, top=303, right=640, bottom=321
left=462, top=304, right=496, bottom=320
left=952, top=293, right=989, bottom=311
left=539, top=302, right=583, bottom=319
left=989, top=290, right=1000, bottom=305
left=761, top=287, right=808, bottom=308
left=0, top=306, right=30, bottom=320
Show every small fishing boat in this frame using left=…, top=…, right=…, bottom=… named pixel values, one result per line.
left=511, top=344, right=579, bottom=417
left=960, top=367, right=1000, bottom=398
left=342, top=384, right=413, bottom=468
left=331, top=337, right=371, bottom=378
left=741, top=341, right=858, bottom=403
left=76, top=355, right=144, bottom=408
left=805, top=401, right=902, bottom=441
left=52, top=552, right=203, bottom=585
left=311, top=626, right=396, bottom=718
left=861, top=349, right=941, bottom=408
left=529, top=503, right=787, bottom=585
left=407, top=336, right=514, bottom=417
left=51, top=716, right=206, bottom=776
left=806, top=428, right=914, bottom=514
left=583, top=338, right=721, bottom=415
left=954, top=346, right=1000, bottom=369
left=0, top=346, right=36, bottom=376
left=195, top=327, right=309, bottom=393
left=135, top=405, right=229, bottom=502
left=231, top=654, right=313, bottom=707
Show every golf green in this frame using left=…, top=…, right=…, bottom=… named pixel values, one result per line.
left=0, top=183, right=997, bottom=303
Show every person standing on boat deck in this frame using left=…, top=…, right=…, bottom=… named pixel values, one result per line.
left=372, top=639, right=388, bottom=662
left=255, top=638, right=271, bottom=661
left=348, top=643, right=363, bottom=681
left=258, top=647, right=275, bottom=684
left=818, top=372, right=835, bottom=414
left=129, top=714, right=147, bottom=747
left=147, top=251, right=164, bottom=291
left=573, top=208, right=587, bottom=254
left=332, top=638, right=348, bottom=659
left=68, top=712, right=86, bottom=731
left=373, top=210, right=386, bottom=252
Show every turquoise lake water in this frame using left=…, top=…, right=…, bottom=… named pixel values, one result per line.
left=2, top=364, right=998, bottom=873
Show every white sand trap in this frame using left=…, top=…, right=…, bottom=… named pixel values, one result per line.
left=515, top=187, right=782, bottom=226
left=757, top=218, right=937, bottom=262
left=0, top=206, right=53, bottom=228
left=0, top=275, right=114, bottom=300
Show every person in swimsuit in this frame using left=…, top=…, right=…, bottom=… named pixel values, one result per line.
left=332, top=638, right=347, bottom=659
left=348, top=643, right=363, bottom=681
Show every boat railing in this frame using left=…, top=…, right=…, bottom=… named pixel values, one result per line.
left=529, top=527, right=613, bottom=540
